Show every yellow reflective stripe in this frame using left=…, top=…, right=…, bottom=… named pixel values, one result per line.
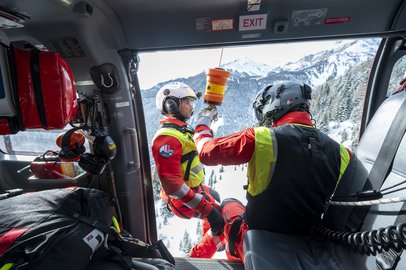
left=247, top=127, right=276, bottom=196
left=112, top=216, right=121, bottom=234
left=292, top=123, right=313, bottom=128
left=0, top=263, right=13, bottom=270
left=335, top=144, right=351, bottom=192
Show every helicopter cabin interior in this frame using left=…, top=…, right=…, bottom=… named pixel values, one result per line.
left=0, top=0, right=406, bottom=269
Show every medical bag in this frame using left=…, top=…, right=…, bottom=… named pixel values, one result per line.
left=29, top=150, right=83, bottom=179
left=0, top=187, right=176, bottom=270
left=0, top=44, right=78, bottom=134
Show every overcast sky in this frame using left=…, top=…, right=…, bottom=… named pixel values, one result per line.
left=137, top=40, right=337, bottom=89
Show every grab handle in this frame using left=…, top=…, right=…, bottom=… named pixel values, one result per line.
left=124, top=127, right=140, bottom=168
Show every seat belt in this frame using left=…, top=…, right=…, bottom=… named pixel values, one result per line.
left=368, top=97, right=406, bottom=189
left=346, top=96, right=406, bottom=232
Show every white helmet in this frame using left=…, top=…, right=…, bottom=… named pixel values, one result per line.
left=156, top=82, right=197, bottom=114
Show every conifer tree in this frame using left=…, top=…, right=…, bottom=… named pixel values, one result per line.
left=152, top=167, right=162, bottom=201
left=181, top=230, right=193, bottom=253
left=195, top=221, right=203, bottom=244
left=196, top=221, right=202, bottom=236
left=208, top=170, right=215, bottom=188
left=160, top=200, right=174, bottom=222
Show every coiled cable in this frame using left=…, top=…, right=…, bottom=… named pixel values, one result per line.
left=313, top=223, right=406, bottom=255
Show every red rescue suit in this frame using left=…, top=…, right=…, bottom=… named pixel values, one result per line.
left=152, top=118, right=217, bottom=219
left=188, top=199, right=247, bottom=261
left=152, top=118, right=222, bottom=258
left=194, top=112, right=314, bottom=166
left=220, top=199, right=248, bottom=263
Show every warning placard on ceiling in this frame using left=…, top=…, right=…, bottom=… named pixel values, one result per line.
left=239, top=14, right=267, bottom=31
left=247, top=0, right=261, bottom=12
left=291, top=9, right=328, bottom=27
left=212, top=19, right=234, bottom=31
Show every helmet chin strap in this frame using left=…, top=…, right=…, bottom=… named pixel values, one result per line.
left=176, top=113, right=187, bottom=122
left=174, top=100, right=193, bottom=122
left=166, top=111, right=188, bottom=122
left=260, top=117, right=273, bottom=128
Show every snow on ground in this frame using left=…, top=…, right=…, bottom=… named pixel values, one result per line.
left=327, top=120, right=356, bottom=148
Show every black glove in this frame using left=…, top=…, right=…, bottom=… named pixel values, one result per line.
left=206, top=207, right=225, bottom=236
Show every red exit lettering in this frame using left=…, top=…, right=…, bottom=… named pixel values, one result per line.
left=239, top=14, right=267, bottom=31
left=243, top=18, right=264, bottom=27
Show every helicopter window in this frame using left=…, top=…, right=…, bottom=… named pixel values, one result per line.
left=139, top=37, right=383, bottom=257
left=388, top=55, right=406, bottom=96
left=0, top=128, right=70, bottom=155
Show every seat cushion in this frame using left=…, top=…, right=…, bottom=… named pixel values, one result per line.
left=243, top=230, right=342, bottom=270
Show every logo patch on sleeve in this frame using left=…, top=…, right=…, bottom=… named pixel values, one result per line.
left=159, top=144, right=174, bottom=158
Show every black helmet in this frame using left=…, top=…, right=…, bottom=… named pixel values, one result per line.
left=253, top=82, right=312, bottom=123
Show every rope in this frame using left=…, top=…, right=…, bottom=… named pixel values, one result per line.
left=327, top=196, right=406, bottom=207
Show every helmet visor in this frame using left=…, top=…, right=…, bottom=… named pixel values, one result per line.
left=181, top=97, right=196, bottom=109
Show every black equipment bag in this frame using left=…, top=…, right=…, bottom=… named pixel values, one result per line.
left=0, top=187, right=112, bottom=270
left=112, top=238, right=175, bottom=266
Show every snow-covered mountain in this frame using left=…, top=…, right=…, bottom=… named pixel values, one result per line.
left=271, top=39, right=380, bottom=87
left=213, top=39, right=381, bottom=88
left=220, top=57, right=272, bottom=78
left=141, top=38, right=381, bottom=152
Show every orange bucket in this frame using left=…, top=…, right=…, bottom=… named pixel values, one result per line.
left=204, top=68, right=230, bottom=105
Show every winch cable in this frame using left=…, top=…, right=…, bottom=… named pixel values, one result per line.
left=314, top=222, right=406, bottom=256
left=327, top=195, right=406, bottom=207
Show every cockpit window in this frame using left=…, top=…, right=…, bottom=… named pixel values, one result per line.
left=0, top=129, right=69, bottom=155
left=388, top=56, right=406, bottom=96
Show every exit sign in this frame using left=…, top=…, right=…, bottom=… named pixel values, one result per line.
left=239, top=14, right=268, bottom=31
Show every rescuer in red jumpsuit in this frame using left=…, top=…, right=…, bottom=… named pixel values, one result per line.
left=151, top=82, right=226, bottom=258
left=192, top=82, right=353, bottom=262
